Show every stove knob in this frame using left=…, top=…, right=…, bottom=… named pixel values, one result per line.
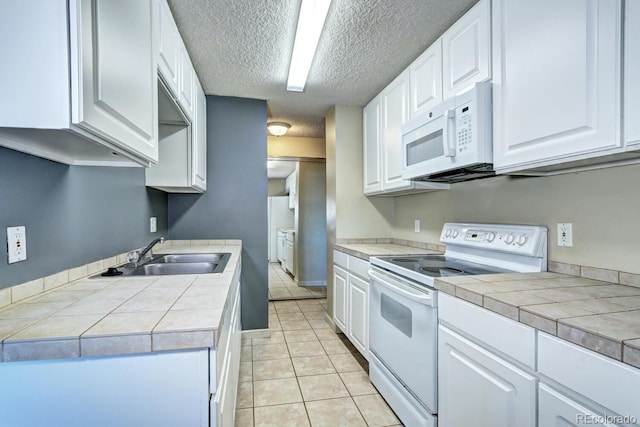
left=452, top=229, right=459, bottom=238
left=516, top=234, right=528, bottom=246
left=445, top=229, right=452, bottom=237
left=505, top=233, right=515, bottom=244
left=486, top=232, right=496, bottom=242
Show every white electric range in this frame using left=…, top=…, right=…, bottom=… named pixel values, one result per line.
left=368, top=222, right=548, bottom=427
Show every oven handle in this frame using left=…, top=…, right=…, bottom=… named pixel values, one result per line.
left=368, top=270, right=435, bottom=307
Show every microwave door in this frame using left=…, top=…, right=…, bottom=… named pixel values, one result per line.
left=402, top=114, right=450, bottom=180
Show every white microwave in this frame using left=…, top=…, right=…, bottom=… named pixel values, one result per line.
left=401, top=82, right=493, bottom=183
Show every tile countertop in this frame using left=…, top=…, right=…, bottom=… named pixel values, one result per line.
left=333, top=243, right=443, bottom=260
left=435, top=272, right=640, bottom=369
left=0, top=244, right=242, bottom=363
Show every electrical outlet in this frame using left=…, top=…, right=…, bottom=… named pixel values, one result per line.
left=7, top=226, right=27, bottom=264
left=150, top=217, right=157, bottom=233
left=557, top=223, right=573, bottom=247
left=414, top=219, right=420, bottom=233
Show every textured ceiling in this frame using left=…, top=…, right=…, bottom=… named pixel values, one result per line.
left=168, top=0, right=478, bottom=138
left=267, top=159, right=297, bottom=179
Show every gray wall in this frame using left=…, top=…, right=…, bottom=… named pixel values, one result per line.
left=296, top=161, right=327, bottom=285
left=268, top=178, right=286, bottom=196
left=0, top=147, right=168, bottom=289
left=168, top=96, right=268, bottom=330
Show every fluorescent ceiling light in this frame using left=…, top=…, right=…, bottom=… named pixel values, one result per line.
left=287, top=0, right=332, bottom=92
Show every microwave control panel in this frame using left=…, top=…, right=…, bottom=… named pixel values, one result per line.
left=456, top=104, right=473, bottom=154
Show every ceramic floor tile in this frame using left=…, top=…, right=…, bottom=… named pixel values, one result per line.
left=303, top=311, right=327, bottom=320
left=339, top=371, right=377, bottom=396
left=254, top=403, right=310, bottom=427
left=305, top=397, right=367, bottom=427
left=236, top=381, right=253, bottom=409
left=253, top=378, right=303, bottom=407
left=277, top=312, right=307, bottom=322
left=320, top=339, right=356, bottom=355
left=280, top=319, right=312, bottom=331
left=298, top=373, right=349, bottom=401
left=241, top=345, right=253, bottom=361
left=252, top=343, right=290, bottom=361
left=252, top=331, right=285, bottom=346
left=239, top=361, right=253, bottom=383
left=253, top=358, right=296, bottom=381
left=292, top=355, right=336, bottom=376
left=353, top=394, right=401, bottom=427
left=314, top=328, right=342, bottom=341
left=283, top=329, right=319, bottom=343
left=234, top=408, right=253, bottom=426
left=329, top=353, right=368, bottom=373
left=287, top=340, right=326, bottom=358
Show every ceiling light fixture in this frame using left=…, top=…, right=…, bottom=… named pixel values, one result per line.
left=267, top=122, right=291, bottom=136
left=286, top=0, right=332, bottom=92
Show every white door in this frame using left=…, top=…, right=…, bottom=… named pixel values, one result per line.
left=625, top=0, right=640, bottom=147
left=363, top=96, right=382, bottom=194
left=157, top=0, right=180, bottom=96
left=409, top=40, right=443, bottom=119
left=333, top=266, right=348, bottom=333
left=492, top=0, right=622, bottom=172
left=192, top=81, right=207, bottom=191
left=347, top=274, right=369, bottom=358
left=538, top=383, right=620, bottom=427
left=438, top=325, right=537, bottom=427
left=179, top=43, right=195, bottom=120
left=381, top=70, right=411, bottom=192
left=71, top=0, right=158, bottom=163
left=442, top=0, right=491, bottom=99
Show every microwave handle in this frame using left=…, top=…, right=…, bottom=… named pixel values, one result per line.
left=443, top=109, right=456, bottom=157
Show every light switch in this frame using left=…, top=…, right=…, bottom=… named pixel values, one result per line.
left=150, top=217, right=157, bottom=233
left=7, top=226, right=27, bottom=264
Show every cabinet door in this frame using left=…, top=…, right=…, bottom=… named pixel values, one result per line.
left=492, top=0, right=622, bottom=172
left=347, top=274, right=369, bottom=358
left=381, top=70, right=412, bottom=192
left=157, top=0, right=180, bottom=96
left=409, top=40, right=443, bottom=119
left=442, top=0, right=491, bottom=99
left=438, top=325, right=537, bottom=427
left=363, top=96, right=383, bottom=194
left=179, top=43, right=195, bottom=120
left=192, top=81, right=207, bottom=191
left=71, top=0, right=158, bottom=163
left=333, top=265, right=348, bottom=333
left=625, top=0, right=640, bottom=147
left=539, top=383, right=620, bottom=427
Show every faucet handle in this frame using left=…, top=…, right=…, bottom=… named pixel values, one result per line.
left=127, top=251, right=140, bottom=264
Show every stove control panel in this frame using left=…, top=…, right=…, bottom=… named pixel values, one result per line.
left=440, top=223, right=547, bottom=257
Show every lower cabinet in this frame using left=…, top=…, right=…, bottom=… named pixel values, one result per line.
left=539, top=383, right=623, bottom=427
left=438, top=325, right=537, bottom=427
left=332, top=250, right=369, bottom=359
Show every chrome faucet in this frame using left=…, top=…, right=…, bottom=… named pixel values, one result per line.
left=128, top=237, right=165, bottom=266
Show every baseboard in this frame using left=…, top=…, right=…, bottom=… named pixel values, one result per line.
left=241, top=329, right=270, bottom=339
left=297, top=280, right=327, bottom=287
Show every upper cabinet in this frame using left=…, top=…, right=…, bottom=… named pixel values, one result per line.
left=625, top=0, right=640, bottom=147
left=492, top=0, right=623, bottom=174
left=442, top=0, right=491, bottom=99
left=409, top=41, right=443, bottom=119
left=363, top=96, right=383, bottom=194
left=157, top=0, right=180, bottom=96
left=0, top=0, right=158, bottom=166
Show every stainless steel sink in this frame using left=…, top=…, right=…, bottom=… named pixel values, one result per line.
left=152, top=253, right=230, bottom=264
left=129, top=262, right=222, bottom=276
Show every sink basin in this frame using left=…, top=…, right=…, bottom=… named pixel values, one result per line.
left=129, top=262, right=223, bottom=276
left=152, top=253, right=230, bottom=264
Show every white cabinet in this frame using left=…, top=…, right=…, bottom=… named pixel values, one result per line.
left=333, top=265, right=348, bottom=332
left=442, top=0, right=491, bottom=99
left=284, top=231, right=295, bottom=277
left=193, top=81, right=208, bottom=191
left=363, top=96, right=383, bottom=194
left=332, top=250, right=369, bottom=359
left=286, top=171, right=297, bottom=210
left=438, top=325, right=537, bottom=427
left=492, top=0, right=623, bottom=173
left=625, top=0, right=640, bottom=147
left=0, top=0, right=158, bottom=167
left=409, top=41, right=443, bottom=118
left=363, top=74, right=449, bottom=196
left=157, top=0, right=180, bottom=95
left=179, top=42, right=196, bottom=121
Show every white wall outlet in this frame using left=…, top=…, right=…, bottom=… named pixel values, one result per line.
left=557, top=223, right=573, bottom=247
left=150, top=217, right=157, bottom=233
left=7, top=226, right=27, bottom=264
left=414, top=219, right=421, bottom=233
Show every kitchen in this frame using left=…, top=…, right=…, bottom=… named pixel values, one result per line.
left=1, top=0, right=640, bottom=426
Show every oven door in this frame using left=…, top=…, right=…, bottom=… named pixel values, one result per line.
left=368, top=267, right=438, bottom=413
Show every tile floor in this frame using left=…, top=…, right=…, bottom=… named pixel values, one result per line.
left=268, top=263, right=327, bottom=301
left=235, top=298, right=402, bottom=427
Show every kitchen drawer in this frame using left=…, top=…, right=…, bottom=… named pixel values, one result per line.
left=538, top=332, right=640, bottom=422
left=348, top=255, right=370, bottom=280
left=438, top=293, right=536, bottom=369
left=333, top=250, right=348, bottom=269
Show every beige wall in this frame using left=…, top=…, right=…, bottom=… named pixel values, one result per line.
left=268, top=178, right=286, bottom=196
left=392, top=164, right=640, bottom=274
left=268, top=136, right=326, bottom=159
